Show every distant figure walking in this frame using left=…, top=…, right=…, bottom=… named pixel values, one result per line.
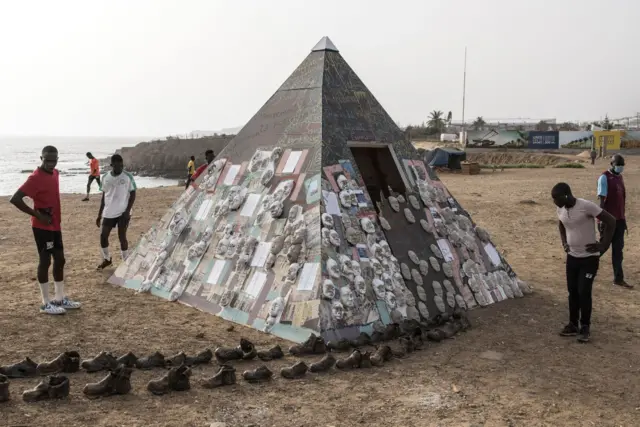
left=590, top=149, right=596, bottom=165
left=597, top=154, right=631, bottom=288
left=82, top=152, right=101, bottom=201
left=185, top=156, right=196, bottom=189
left=96, top=154, right=137, bottom=270
left=552, top=182, right=615, bottom=343
left=9, top=146, right=82, bottom=315
left=191, top=150, right=216, bottom=181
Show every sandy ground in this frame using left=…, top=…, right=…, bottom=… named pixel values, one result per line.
left=1, top=156, right=639, bottom=427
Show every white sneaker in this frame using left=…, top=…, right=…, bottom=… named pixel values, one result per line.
left=40, top=303, right=66, bottom=315
left=52, top=297, right=82, bottom=310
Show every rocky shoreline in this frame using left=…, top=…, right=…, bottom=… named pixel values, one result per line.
left=107, top=135, right=233, bottom=179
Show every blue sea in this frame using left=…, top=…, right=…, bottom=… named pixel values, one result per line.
left=0, top=136, right=177, bottom=196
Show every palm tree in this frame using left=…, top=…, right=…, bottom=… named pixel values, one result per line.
left=428, top=110, right=445, bottom=133
left=472, top=116, right=486, bottom=130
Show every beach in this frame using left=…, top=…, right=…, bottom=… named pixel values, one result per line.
left=0, top=159, right=638, bottom=426
left=0, top=136, right=177, bottom=196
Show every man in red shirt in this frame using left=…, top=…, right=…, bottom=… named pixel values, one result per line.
left=191, top=149, right=216, bottom=181
left=10, top=146, right=82, bottom=315
left=82, top=152, right=101, bottom=202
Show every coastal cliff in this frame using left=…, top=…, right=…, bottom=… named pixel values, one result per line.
left=114, top=135, right=232, bottom=179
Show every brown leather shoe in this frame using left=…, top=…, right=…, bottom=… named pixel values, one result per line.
left=309, top=354, right=336, bottom=373
left=83, top=365, right=133, bottom=399
left=184, top=349, right=213, bottom=366
left=22, top=375, right=70, bottom=402
left=201, top=364, right=236, bottom=389
left=0, top=374, right=9, bottom=403
left=36, top=351, right=80, bottom=375
left=280, top=361, right=308, bottom=379
left=81, top=352, right=118, bottom=373
left=257, top=345, right=284, bottom=361
left=116, top=352, right=138, bottom=368
left=0, top=357, right=38, bottom=378
left=242, top=365, right=273, bottom=383
left=147, top=364, right=191, bottom=395
left=336, top=350, right=362, bottom=370
left=135, top=351, right=165, bottom=369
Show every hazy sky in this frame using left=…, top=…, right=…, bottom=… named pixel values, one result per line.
left=0, top=0, right=638, bottom=137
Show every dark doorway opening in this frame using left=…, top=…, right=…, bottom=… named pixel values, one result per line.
left=349, top=145, right=407, bottom=214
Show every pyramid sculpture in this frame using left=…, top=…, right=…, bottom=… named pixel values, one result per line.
left=109, top=37, right=531, bottom=343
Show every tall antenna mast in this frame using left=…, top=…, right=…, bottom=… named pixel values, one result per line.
left=462, top=47, right=467, bottom=127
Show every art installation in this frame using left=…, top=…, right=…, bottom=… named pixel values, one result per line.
left=108, top=36, right=531, bottom=343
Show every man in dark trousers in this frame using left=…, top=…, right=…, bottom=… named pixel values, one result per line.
left=10, top=146, right=82, bottom=315
left=597, top=154, right=632, bottom=288
left=552, top=182, right=615, bottom=343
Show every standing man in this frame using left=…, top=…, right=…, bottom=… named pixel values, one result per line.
left=9, top=146, right=82, bottom=315
left=96, top=154, right=137, bottom=270
left=185, top=156, right=196, bottom=189
left=191, top=149, right=215, bottom=181
left=82, top=152, right=101, bottom=201
left=590, top=148, right=597, bottom=165
left=597, top=154, right=631, bottom=288
left=552, top=182, right=615, bottom=343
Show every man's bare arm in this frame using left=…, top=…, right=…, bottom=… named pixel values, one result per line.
left=10, top=190, right=38, bottom=218
left=596, top=210, right=616, bottom=248
left=558, top=221, right=569, bottom=251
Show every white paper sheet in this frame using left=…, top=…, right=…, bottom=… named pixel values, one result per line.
left=206, top=261, right=226, bottom=285
left=297, top=262, right=319, bottom=291
left=283, top=151, right=302, bottom=174
left=437, top=239, right=454, bottom=262
left=250, top=242, right=272, bottom=267
left=223, top=164, right=241, bottom=185
left=240, top=193, right=261, bottom=217
left=483, top=243, right=502, bottom=267
left=322, top=190, right=342, bottom=216
left=246, top=271, right=267, bottom=297
left=194, top=199, right=213, bottom=221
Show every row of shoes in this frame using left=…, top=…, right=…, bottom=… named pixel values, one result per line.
left=295, top=310, right=472, bottom=356
left=0, top=341, right=284, bottom=379
left=0, top=312, right=471, bottom=402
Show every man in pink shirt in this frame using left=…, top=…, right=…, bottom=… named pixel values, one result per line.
left=552, top=182, right=615, bottom=343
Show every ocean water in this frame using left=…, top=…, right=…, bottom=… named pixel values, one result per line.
left=0, top=136, right=177, bottom=196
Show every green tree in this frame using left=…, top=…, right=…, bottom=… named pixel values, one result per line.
left=446, top=111, right=453, bottom=125
left=602, top=115, right=613, bottom=130
left=428, top=110, right=445, bottom=133
left=472, top=116, right=486, bottom=130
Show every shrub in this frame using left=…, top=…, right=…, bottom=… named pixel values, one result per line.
left=553, top=163, right=585, bottom=169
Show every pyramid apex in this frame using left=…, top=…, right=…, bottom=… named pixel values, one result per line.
left=311, top=36, right=339, bottom=52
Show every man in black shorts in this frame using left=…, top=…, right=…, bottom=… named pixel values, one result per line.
left=96, top=155, right=137, bottom=270
left=82, top=152, right=101, bottom=201
left=10, top=146, right=82, bottom=315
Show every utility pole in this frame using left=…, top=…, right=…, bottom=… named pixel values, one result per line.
left=461, top=47, right=467, bottom=145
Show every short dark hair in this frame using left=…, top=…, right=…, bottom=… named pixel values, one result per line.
left=551, top=182, right=571, bottom=196
left=190, top=155, right=195, bottom=160
left=86, top=152, right=92, bottom=157
left=111, top=154, right=123, bottom=163
left=42, top=145, right=58, bottom=155
left=205, top=149, right=214, bottom=156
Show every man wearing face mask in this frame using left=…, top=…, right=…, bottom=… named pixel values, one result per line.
left=597, top=154, right=631, bottom=288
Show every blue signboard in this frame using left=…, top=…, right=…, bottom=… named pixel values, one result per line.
left=528, top=131, right=559, bottom=149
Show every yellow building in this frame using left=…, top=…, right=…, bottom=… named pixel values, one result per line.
left=594, top=130, right=621, bottom=150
